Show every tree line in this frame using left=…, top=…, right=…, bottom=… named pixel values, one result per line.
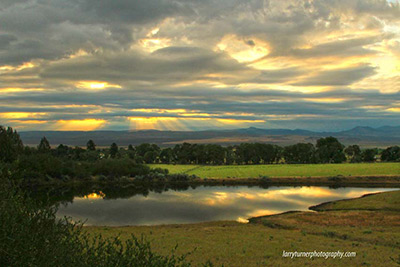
left=1, top=126, right=399, bottom=166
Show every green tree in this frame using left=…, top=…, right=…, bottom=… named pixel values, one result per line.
left=258, top=144, right=281, bottom=164
left=173, top=143, right=194, bottom=164
left=160, top=148, right=174, bottom=164
left=72, top=146, right=85, bottom=160
left=205, top=144, right=225, bottom=165
left=110, top=143, right=118, bottom=158
left=0, top=126, right=24, bottom=163
left=54, top=144, right=69, bottom=157
left=86, top=140, right=96, bottom=151
left=381, top=146, right=400, bottom=162
left=283, top=143, right=315, bottom=164
left=344, top=145, right=362, bottom=163
left=225, top=146, right=235, bottom=165
left=136, top=143, right=152, bottom=157
left=38, top=137, right=51, bottom=153
left=127, top=144, right=136, bottom=159
left=235, top=143, right=260, bottom=164
left=362, top=148, right=377, bottom=162
left=143, top=151, right=158, bottom=163
left=316, top=137, right=346, bottom=163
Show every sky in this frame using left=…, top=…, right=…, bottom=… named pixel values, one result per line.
left=0, top=0, right=399, bottom=132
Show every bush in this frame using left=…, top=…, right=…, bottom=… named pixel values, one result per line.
left=0, top=180, right=204, bottom=267
left=151, top=167, right=169, bottom=175
left=92, top=159, right=151, bottom=177
left=167, top=174, right=195, bottom=182
left=13, top=154, right=64, bottom=180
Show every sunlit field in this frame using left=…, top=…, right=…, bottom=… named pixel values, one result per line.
left=149, top=163, right=400, bottom=179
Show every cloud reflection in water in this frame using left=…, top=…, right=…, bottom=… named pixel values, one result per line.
left=56, top=186, right=396, bottom=226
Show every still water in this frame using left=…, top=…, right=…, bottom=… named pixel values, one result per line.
left=55, top=185, right=397, bottom=226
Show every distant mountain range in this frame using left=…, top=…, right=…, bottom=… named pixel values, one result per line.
left=19, top=126, right=400, bottom=148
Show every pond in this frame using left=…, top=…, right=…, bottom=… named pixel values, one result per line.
left=54, top=185, right=397, bottom=226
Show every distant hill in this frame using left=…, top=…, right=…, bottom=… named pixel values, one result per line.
left=337, top=126, right=400, bottom=137
left=18, top=126, right=400, bottom=148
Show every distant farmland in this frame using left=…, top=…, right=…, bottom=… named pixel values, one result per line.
left=149, top=163, right=400, bottom=179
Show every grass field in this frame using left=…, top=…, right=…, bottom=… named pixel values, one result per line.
left=86, top=189, right=400, bottom=266
left=149, top=163, right=400, bottom=179
left=310, top=189, right=400, bottom=211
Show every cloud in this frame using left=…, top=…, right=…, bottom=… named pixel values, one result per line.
left=292, top=65, right=377, bottom=86
left=0, top=34, right=17, bottom=49
left=0, top=0, right=399, bottom=131
left=286, top=36, right=383, bottom=59
left=39, top=46, right=251, bottom=86
left=79, top=0, right=195, bottom=25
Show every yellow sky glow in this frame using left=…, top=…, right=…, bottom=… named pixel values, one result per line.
left=386, top=107, right=400, bottom=112
left=76, top=81, right=121, bottom=90
left=0, top=112, right=47, bottom=119
left=56, top=119, right=106, bottom=131
left=129, top=116, right=266, bottom=131
left=0, top=88, right=45, bottom=93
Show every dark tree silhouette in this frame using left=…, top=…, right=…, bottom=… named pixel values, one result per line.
left=283, top=143, right=315, bottom=164
left=38, top=137, right=51, bottom=153
left=110, top=143, right=118, bottom=158
left=160, top=148, right=174, bottom=163
left=0, top=126, right=24, bottom=163
left=361, top=149, right=377, bottom=162
left=381, top=146, right=400, bottom=162
left=86, top=140, right=96, bottom=151
left=316, top=137, right=346, bottom=163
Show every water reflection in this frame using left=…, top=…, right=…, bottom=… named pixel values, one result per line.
left=51, top=185, right=398, bottom=226
left=81, top=191, right=106, bottom=199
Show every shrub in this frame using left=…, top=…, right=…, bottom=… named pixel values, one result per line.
left=0, top=180, right=204, bottom=267
left=92, top=159, right=151, bottom=177
left=151, top=167, right=169, bottom=175
left=167, top=174, right=195, bottom=182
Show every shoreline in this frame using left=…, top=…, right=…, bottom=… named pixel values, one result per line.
left=23, top=175, right=400, bottom=188
left=187, top=175, right=400, bottom=186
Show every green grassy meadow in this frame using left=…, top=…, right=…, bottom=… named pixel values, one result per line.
left=310, top=189, right=400, bottom=211
left=86, top=189, right=400, bottom=266
left=149, top=163, right=400, bottom=179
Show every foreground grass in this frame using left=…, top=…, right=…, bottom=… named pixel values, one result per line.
left=87, top=189, right=400, bottom=266
left=149, top=163, right=400, bottom=179
left=310, top=189, right=400, bottom=212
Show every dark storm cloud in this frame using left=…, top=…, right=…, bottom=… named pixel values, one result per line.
left=0, top=34, right=17, bottom=49
left=79, top=0, right=194, bottom=24
left=0, top=39, right=62, bottom=64
left=0, top=0, right=196, bottom=65
left=40, top=46, right=250, bottom=85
